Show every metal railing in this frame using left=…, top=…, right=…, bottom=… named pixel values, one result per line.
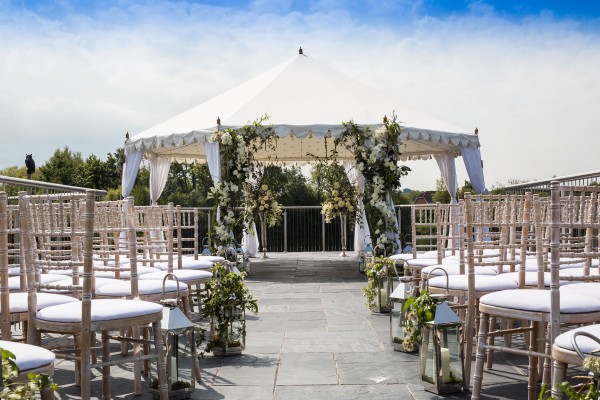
left=0, top=175, right=107, bottom=201
left=188, top=204, right=417, bottom=253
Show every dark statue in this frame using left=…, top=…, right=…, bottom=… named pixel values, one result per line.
left=25, top=154, right=35, bottom=175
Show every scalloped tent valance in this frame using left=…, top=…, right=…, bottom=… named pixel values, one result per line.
left=124, top=52, right=480, bottom=162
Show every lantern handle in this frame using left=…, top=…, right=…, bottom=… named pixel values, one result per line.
left=161, top=273, right=181, bottom=307
left=571, top=331, right=600, bottom=361
left=373, top=243, right=386, bottom=258
left=423, top=267, right=450, bottom=296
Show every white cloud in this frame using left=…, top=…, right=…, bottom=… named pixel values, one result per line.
left=0, top=1, right=599, bottom=191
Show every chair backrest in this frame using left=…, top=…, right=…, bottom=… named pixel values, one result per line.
left=19, top=190, right=95, bottom=341
left=0, top=192, right=10, bottom=338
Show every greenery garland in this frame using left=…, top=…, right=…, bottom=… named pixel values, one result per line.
left=335, top=113, right=410, bottom=254
left=207, top=116, right=277, bottom=253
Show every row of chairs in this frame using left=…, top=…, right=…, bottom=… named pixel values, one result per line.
left=0, top=191, right=224, bottom=399
left=394, top=184, right=600, bottom=399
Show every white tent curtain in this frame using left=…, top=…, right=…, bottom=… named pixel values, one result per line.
left=121, top=149, right=143, bottom=198
left=434, top=152, right=460, bottom=251
left=242, top=164, right=260, bottom=257
left=461, top=147, right=487, bottom=194
left=385, top=191, right=402, bottom=254
left=343, top=160, right=371, bottom=254
left=434, top=152, right=458, bottom=204
left=205, top=141, right=221, bottom=221
left=149, top=155, right=171, bottom=205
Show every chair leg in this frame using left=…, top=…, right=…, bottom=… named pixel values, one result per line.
left=152, top=320, right=168, bottom=400
left=471, top=311, right=489, bottom=400
left=132, top=325, right=142, bottom=395
left=486, top=316, right=494, bottom=369
left=551, top=359, right=567, bottom=400
left=102, top=329, right=111, bottom=400
left=527, top=321, right=539, bottom=400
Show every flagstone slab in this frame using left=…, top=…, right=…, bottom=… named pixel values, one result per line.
left=277, top=353, right=338, bottom=385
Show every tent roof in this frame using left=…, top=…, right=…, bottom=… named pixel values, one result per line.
left=125, top=51, right=480, bottom=162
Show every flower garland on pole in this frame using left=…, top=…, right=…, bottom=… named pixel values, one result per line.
left=334, top=112, right=410, bottom=255
left=207, top=116, right=277, bottom=254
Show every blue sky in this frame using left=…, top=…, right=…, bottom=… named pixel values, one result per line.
left=2, top=0, right=600, bottom=190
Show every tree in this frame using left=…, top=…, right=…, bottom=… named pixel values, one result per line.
left=431, top=177, right=451, bottom=204
left=38, top=147, right=85, bottom=187
left=262, top=165, right=319, bottom=206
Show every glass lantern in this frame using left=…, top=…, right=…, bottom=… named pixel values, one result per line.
left=364, top=241, right=375, bottom=272
left=201, top=236, right=212, bottom=256
left=150, top=299, right=198, bottom=399
left=235, top=245, right=251, bottom=273
left=389, top=279, right=418, bottom=352
left=210, top=302, right=246, bottom=356
left=420, top=300, right=465, bottom=395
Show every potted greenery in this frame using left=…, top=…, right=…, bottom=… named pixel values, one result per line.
left=201, top=262, right=258, bottom=356
left=363, top=256, right=397, bottom=313
left=402, top=289, right=439, bottom=353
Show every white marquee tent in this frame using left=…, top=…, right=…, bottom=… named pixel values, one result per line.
left=122, top=49, right=485, bottom=255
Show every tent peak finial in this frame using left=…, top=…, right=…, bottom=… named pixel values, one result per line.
left=299, top=47, right=303, bottom=55
left=474, top=127, right=478, bottom=135
left=217, top=117, right=221, bottom=126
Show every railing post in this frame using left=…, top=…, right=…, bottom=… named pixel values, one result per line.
left=207, top=210, right=212, bottom=248
left=321, top=212, right=326, bottom=252
left=283, top=209, right=288, bottom=252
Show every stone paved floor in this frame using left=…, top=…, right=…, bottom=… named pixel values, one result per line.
left=50, top=252, right=553, bottom=399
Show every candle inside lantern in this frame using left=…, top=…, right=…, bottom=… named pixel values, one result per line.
left=440, top=347, right=450, bottom=383
left=379, top=288, right=388, bottom=307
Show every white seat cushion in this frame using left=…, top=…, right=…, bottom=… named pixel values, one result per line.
left=554, top=324, right=600, bottom=353
left=139, top=270, right=212, bottom=282
left=9, top=292, right=79, bottom=313
left=39, top=277, right=119, bottom=293
left=94, top=266, right=159, bottom=278
left=389, top=252, right=438, bottom=261
left=9, top=274, right=71, bottom=291
left=480, top=289, right=600, bottom=313
left=36, top=299, right=163, bottom=323
left=196, top=255, right=225, bottom=262
left=406, top=258, right=444, bottom=267
left=154, top=257, right=215, bottom=271
left=421, top=264, right=497, bottom=277
left=0, top=340, right=55, bottom=372
left=498, top=271, right=571, bottom=287
left=94, top=279, right=188, bottom=297
left=561, top=283, right=600, bottom=300
left=428, top=275, right=517, bottom=292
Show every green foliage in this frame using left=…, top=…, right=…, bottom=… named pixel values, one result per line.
left=0, top=347, right=57, bottom=399
left=402, top=289, right=439, bottom=352
left=38, top=147, right=85, bottom=186
left=457, top=180, right=475, bottom=200
left=263, top=165, right=319, bottom=206
left=200, top=262, right=258, bottom=354
left=432, top=177, right=451, bottom=203
left=363, top=257, right=396, bottom=312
